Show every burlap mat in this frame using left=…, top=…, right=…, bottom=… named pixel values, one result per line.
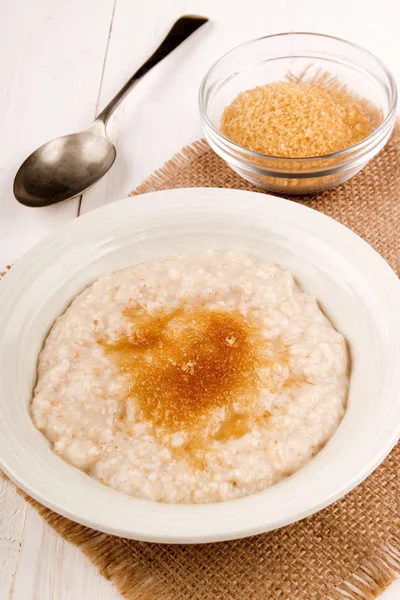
left=1, top=130, right=400, bottom=600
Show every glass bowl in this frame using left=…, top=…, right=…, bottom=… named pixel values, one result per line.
left=199, top=32, right=397, bottom=195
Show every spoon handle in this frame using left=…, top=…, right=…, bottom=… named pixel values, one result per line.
left=95, top=15, right=208, bottom=125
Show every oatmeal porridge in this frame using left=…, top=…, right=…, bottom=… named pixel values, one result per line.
left=32, top=251, right=348, bottom=503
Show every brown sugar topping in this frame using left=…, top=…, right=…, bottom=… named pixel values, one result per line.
left=101, top=307, right=267, bottom=429
left=100, top=304, right=295, bottom=466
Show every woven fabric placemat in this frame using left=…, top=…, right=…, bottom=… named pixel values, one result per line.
left=1, top=130, right=400, bottom=600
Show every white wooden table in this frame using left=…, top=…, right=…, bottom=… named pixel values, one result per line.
left=1, top=0, right=399, bottom=597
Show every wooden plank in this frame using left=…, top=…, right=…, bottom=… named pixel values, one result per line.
left=12, top=507, right=121, bottom=600
left=0, top=479, right=27, bottom=599
left=79, top=0, right=224, bottom=213
left=0, top=545, right=19, bottom=600
left=0, top=478, right=26, bottom=548
left=0, top=0, right=115, bottom=265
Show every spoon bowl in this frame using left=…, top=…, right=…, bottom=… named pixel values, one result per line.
left=14, top=123, right=116, bottom=207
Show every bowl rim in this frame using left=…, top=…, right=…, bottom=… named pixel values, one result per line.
left=1, top=187, right=400, bottom=543
left=199, top=31, right=398, bottom=163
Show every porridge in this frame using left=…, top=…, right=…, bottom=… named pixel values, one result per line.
left=32, top=251, right=348, bottom=503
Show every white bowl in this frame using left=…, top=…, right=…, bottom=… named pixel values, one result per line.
left=0, top=188, right=399, bottom=543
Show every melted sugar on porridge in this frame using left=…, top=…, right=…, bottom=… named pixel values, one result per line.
left=101, top=306, right=293, bottom=469
left=32, top=251, right=349, bottom=503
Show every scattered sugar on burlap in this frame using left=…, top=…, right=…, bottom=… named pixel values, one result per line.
left=1, top=127, right=399, bottom=600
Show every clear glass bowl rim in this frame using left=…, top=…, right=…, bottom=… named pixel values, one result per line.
left=199, top=31, right=398, bottom=163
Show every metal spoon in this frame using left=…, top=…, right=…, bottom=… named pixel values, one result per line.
left=14, top=15, right=208, bottom=207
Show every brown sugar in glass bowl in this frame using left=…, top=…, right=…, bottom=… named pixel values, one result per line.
left=220, top=81, right=371, bottom=158
left=199, top=33, right=397, bottom=194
